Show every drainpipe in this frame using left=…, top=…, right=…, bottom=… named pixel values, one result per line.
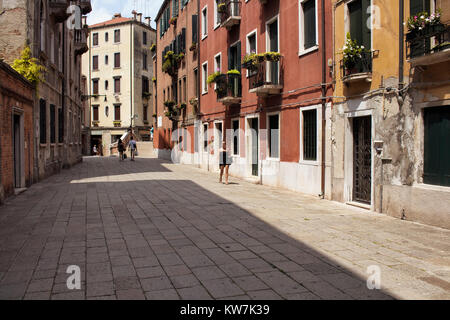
left=130, top=21, right=134, bottom=135
left=320, top=0, right=326, bottom=199
left=197, top=0, right=201, bottom=168
left=62, top=22, right=66, bottom=167
left=399, top=0, right=404, bottom=91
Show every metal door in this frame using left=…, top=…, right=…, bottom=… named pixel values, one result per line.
left=353, top=116, right=371, bottom=204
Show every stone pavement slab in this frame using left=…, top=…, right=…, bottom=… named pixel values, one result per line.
left=0, top=156, right=449, bottom=299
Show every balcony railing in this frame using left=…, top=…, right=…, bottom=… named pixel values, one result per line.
left=49, top=0, right=70, bottom=23
left=113, top=121, right=121, bottom=128
left=216, top=73, right=242, bottom=105
left=77, top=0, right=93, bottom=14
left=74, top=28, right=88, bottom=55
left=406, top=24, right=450, bottom=66
left=340, top=51, right=375, bottom=84
left=249, top=60, right=283, bottom=96
left=219, top=1, right=241, bottom=29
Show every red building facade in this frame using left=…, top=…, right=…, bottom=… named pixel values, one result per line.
left=155, top=0, right=333, bottom=197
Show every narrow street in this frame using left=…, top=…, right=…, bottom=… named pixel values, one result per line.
left=0, top=155, right=449, bottom=300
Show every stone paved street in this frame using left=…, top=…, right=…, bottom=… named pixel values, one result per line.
left=0, top=156, right=449, bottom=300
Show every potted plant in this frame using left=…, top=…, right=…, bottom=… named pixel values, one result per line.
left=227, top=69, right=240, bottom=75
left=190, top=42, right=197, bottom=52
left=162, top=51, right=178, bottom=76
left=179, top=102, right=187, bottom=110
left=169, top=16, right=178, bottom=26
left=264, top=52, right=281, bottom=62
left=142, top=92, right=151, bottom=98
left=164, top=100, right=176, bottom=109
left=218, top=2, right=227, bottom=14
left=152, top=113, right=157, bottom=118
left=342, top=33, right=370, bottom=74
left=152, top=77, right=156, bottom=83
left=207, top=71, right=222, bottom=85
left=150, top=43, right=156, bottom=52
left=242, top=52, right=257, bottom=69
left=405, top=9, right=443, bottom=39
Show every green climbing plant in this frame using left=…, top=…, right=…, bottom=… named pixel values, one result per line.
left=11, top=46, right=45, bottom=86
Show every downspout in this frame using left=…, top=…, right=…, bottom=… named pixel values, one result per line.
left=130, top=21, right=133, bottom=134
left=197, top=0, right=201, bottom=169
left=399, top=0, right=404, bottom=91
left=88, top=27, right=92, bottom=147
left=320, top=0, right=326, bottom=199
left=62, top=22, right=66, bottom=167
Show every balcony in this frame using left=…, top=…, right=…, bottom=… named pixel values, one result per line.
left=77, top=0, right=92, bottom=15
left=49, top=0, right=70, bottom=23
left=216, top=74, right=242, bottom=106
left=74, top=28, right=88, bottom=55
left=219, top=1, right=241, bottom=29
left=406, top=24, right=450, bottom=67
left=340, top=51, right=375, bottom=85
left=249, top=60, right=283, bottom=96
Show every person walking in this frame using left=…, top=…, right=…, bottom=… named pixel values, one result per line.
left=219, top=141, right=231, bottom=185
left=92, top=145, right=97, bottom=156
left=118, top=138, right=125, bottom=161
left=128, top=135, right=137, bottom=161
left=150, top=127, right=154, bottom=141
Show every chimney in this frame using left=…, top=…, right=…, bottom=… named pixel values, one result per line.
left=132, top=10, right=137, bottom=20
left=137, top=13, right=142, bottom=23
left=113, top=13, right=121, bottom=19
left=145, top=17, right=151, bottom=26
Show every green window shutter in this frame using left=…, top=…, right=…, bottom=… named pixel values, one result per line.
left=181, top=28, right=186, bottom=51
left=236, top=41, right=241, bottom=71
left=160, top=19, right=163, bottom=38
left=349, top=0, right=363, bottom=46
left=228, top=46, right=232, bottom=70
left=362, top=0, right=371, bottom=50
left=424, top=106, right=450, bottom=187
left=410, top=0, right=430, bottom=15
left=192, top=15, right=198, bottom=44
left=303, top=0, right=316, bottom=50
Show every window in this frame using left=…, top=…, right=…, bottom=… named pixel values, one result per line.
left=143, top=31, right=147, bottom=45
left=424, top=106, right=450, bottom=187
left=114, top=77, right=121, bottom=93
left=299, top=0, right=318, bottom=53
left=194, top=68, right=199, bottom=96
left=92, top=105, right=99, bottom=121
left=302, top=109, right=317, bottom=161
left=93, top=33, right=99, bottom=46
left=92, top=79, right=99, bottom=94
left=114, top=53, right=120, bottom=68
left=142, top=76, right=149, bottom=94
left=105, top=55, right=108, bottom=65
left=93, top=55, right=99, bottom=70
left=172, top=0, right=179, bottom=17
left=105, top=32, right=109, bottom=42
left=214, top=0, right=220, bottom=28
left=39, top=99, right=46, bottom=144
left=246, top=30, right=257, bottom=76
left=232, top=119, right=239, bottom=155
left=214, top=53, right=221, bottom=73
left=202, top=6, right=208, bottom=39
left=348, top=0, right=371, bottom=50
left=192, top=14, right=198, bottom=44
left=203, top=123, right=208, bottom=151
left=105, top=80, right=109, bottom=90
left=143, top=52, right=148, bottom=70
left=143, top=105, right=148, bottom=121
left=178, top=79, right=182, bottom=103
left=202, top=62, right=208, bottom=94
left=183, top=77, right=187, bottom=102
left=58, top=108, right=64, bottom=143
left=266, top=17, right=279, bottom=84
left=268, top=114, right=280, bottom=159
left=50, top=104, right=56, bottom=143
left=114, top=29, right=120, bottom=43
left=114, top=105, right=121, bottom=121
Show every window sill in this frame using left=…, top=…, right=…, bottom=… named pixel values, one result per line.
left=412, top=183, right=450, bottom=193
left=265, top=157, right=280, bottom=162
left=113, top=67, right=121, bottom=70
left=201, top=34, right=208, bottom=41
left=202, top=91, right=208, bottom=95
left=39, top=143, right=47, bottom=148
left=214, top=24, right=220, bottom=30
left=299, top=159, right=319, bottom=166
left=298, top=45, right=319, bottom=57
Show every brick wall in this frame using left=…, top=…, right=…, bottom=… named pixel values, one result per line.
left=0, top=61, right=34, bottom=202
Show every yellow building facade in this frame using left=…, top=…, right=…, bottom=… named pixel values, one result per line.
left=331, top=0, right=450, bottom=228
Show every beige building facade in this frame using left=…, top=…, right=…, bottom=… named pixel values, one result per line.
left=0, top=0, right=92, bottom=181
left=82, top=13, right=156, bottom=155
